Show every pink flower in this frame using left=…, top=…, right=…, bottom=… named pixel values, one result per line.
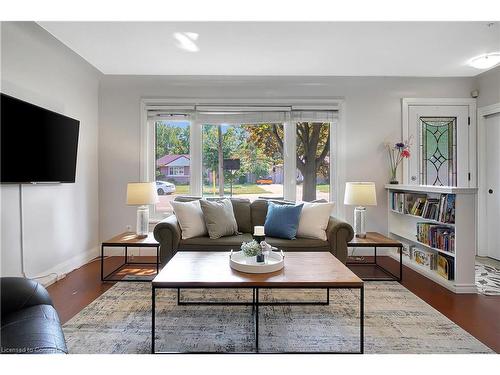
left=401, top=149, right=410, bottom=158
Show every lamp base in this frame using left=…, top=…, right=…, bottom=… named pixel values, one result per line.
left=354, top=206, right=366, bottom=238
left=136, top=205, right=149, bottom=238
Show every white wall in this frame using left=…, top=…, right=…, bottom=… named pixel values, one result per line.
left=99, top=75, right=476, bottom=240
left=0, top=22, right=101, bottom=284
left=477, top=65, right=500, bottom=108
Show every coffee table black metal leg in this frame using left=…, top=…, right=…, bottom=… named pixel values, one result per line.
left=152, top=286, right=156, bottom=354
left=399, top=245, right=403, bottom=281
left=255, top=288, right=259, bottom=353
left=100, top=244, right=104, bottom=281
left=156, top=246, right=160, bottom=274
left=360, top=285, right=364, bottom=354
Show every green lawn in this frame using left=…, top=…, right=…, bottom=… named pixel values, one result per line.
left=203, top=184, right=270, bottom=195
left=174, top=185, right=190, bottom=194
left=172, top=184, right=271, bottom=195
left=316, top=184, right=330, bottom=193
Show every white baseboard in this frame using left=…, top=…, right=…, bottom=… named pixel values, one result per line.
left=32, top=246, right=100, bottom=287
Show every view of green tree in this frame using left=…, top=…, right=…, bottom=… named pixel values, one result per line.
left=155, top=120, right=330, bottom=202
left=246, top=122, right=329, bottom=201
left=155, top=121, right=190, bottom=160
left=202, top=124, right=274, bottom=189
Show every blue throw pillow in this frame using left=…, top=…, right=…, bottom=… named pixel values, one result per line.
left=264, top=202, right=304, bottom=240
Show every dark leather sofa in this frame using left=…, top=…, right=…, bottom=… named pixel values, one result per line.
left=0, top=277, right=67, bottom=354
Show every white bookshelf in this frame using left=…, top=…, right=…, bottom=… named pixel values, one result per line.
left=386, top=184, right=477, bottom=294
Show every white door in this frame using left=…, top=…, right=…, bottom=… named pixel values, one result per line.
left=405, top=105, right=470, bottom=187
left=485, top=112, right=500, bottom=260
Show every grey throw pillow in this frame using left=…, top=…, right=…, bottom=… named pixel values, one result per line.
left=200, top=199, right=239, bottom=239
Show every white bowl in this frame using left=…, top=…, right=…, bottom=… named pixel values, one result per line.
left=229, top=250, right=284, bottom=274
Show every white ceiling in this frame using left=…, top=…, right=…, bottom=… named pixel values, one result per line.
left=39, top=22, right=500, bottom=77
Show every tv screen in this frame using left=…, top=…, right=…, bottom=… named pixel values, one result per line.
left=0, top=93, right=80, bottom=183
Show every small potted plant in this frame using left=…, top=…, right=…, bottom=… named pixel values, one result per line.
left=386, top=138, right=411, bottom=184
left=241, top=240, right=264, bottom=263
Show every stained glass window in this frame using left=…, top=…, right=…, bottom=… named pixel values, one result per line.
left=420, top=117, right=457, bottom=186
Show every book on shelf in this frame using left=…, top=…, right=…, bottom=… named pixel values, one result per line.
left=437, top=253, right=455, bottom=280
left=416, top=222, right=455, bottom=253
left=389, top=192, right=455, bottom=224
left=413, top=248, right=437, bottom=270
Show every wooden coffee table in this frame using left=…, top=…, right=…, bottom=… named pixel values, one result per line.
left=151, top=251, right=364, bottom=354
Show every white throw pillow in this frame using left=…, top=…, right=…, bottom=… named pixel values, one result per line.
left=170, top=200, right=207, bottom=239
left=296, top=202, right=335, bottom=241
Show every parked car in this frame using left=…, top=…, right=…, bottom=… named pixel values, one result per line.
left=256, top=176, right=273, bottom=185
left=156, top=181, right=176, bottom=195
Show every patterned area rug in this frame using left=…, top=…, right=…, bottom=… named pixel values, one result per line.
left=63, top=282, right=493, bottom=354
left=476, top=263, right=500, bottom=296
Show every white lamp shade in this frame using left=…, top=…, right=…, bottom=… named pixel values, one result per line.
left=344, top=182, right=377, bottom=206
left=126, top=182, right=159, bottom=205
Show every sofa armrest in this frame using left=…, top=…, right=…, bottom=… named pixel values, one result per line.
left=1, top=277, right=53, bottom=318
left=153, top=215, right=182, bottom=265
left=326, top=216, right=354, bottom=264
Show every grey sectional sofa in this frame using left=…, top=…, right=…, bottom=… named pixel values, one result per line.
left=153, top=197, right=354, bottom=265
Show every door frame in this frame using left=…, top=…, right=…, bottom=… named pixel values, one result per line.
left=477, top=102, right=500, bottom=256
left=401, top=98, right=477, bottom=187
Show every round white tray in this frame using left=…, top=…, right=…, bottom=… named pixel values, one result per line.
left=229, top=250, right=284, bottom=274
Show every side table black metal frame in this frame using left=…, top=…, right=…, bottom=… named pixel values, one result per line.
left=101, top=242, right=160, bottom=282
left=347, top=241, right=403, bottom=282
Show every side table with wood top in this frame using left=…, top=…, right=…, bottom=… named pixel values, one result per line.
left=101, top=232, right=160, bottom=282
left=347, top=232, right=403, bottom=281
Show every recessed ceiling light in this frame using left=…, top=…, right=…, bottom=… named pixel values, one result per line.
left=468, top=52, right=500, bottom=69
left=173, top=32, right=199, bottom=52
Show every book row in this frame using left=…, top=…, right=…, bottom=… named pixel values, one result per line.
left=390, top=192, right=455, bottom=224
left=416, top=222, right=455, bottom=253
left=402, top=243, right=455, bottom=280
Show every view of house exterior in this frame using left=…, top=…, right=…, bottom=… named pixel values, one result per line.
left=156, top=154, right=190, bottom=184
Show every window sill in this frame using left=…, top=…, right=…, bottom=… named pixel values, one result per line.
left=149, top=212, right=173, bottom=225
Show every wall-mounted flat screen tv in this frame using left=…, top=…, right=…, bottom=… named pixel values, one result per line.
left=1, top=93, right=80, bottom=183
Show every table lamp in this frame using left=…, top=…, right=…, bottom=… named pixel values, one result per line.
left=344, top=182, right=377, bottom=238
left=126, top=182, right=159, bottom=238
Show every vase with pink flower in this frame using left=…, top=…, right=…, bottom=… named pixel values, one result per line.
left=386, top=139, right=411, bottom=184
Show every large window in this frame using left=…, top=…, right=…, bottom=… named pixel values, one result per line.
left=154, top=120, right=190, bottom=213
left=202, top=123, right=284, bottom=200
left=144, top=104, right=338, bottom=219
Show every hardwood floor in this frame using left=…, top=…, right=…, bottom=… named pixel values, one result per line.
left=46, top=255, right=500, bottom=353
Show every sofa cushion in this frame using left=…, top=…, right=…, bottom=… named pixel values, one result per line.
left=265, top=236, right=330, bottom=250
left=250, top=199, right=268, bottom=227
left=264, top=202, right=303, bottom=240
left=179, top=233, right=253, bottom=251
left=175, top=196, right=252, bottom=233
left=250, top=199, right=294, bottom=227
left=170, top=200, right=207, bottom=239
left=200, top=199, right=239, bottom=239
left=297, top=202, right=335, bottom=240
left=229, top=198, right=252, bottom=233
